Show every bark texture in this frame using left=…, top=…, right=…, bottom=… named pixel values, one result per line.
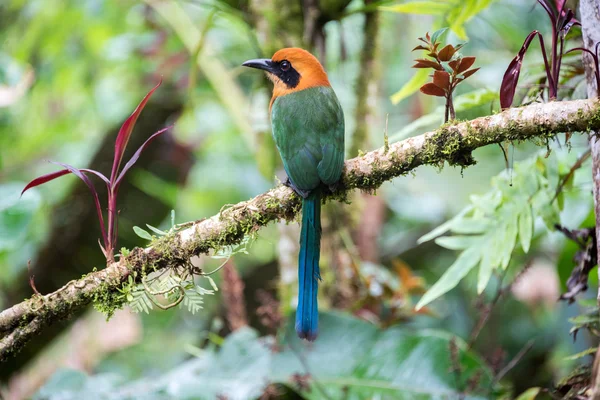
left=579, top=1, right=600, bottom=399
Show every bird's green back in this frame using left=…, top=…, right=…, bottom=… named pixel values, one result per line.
left=270, top=86, right=345, bottom=191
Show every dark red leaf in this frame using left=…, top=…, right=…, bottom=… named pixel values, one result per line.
left=21, top=169, right=71, bottom=196
left=81, top=169, right=110, bottom=187
left=566, top=47, right=596, bottom=58
left=537, top=0, right=557, bottom=26
left=438, top=44, right=456, bottom=62
left=24, top=163, right=108, bottom=246
left=412, top=45, right=428, bottom=51
left=110, top=79, right=162, bottom=184
left=115, top=126, right=173, bottom=186
left=555, top=0, right=565, bottom=12
left=558, top=9, right=574, bottom=31
left=457, top=56, right=476, bottom=73
left=432, top=71, right=450, bottom=90
left=461, top=68, right=480, bottom=79
left=448, top=60, right=460, bottom=72
left=413, top=59, right=443, bottom=70
left=500, top=31, right=548, bottom=109
left=50, top=162, right=107, bottom=246
left=420, top=83, right=446, bottom=97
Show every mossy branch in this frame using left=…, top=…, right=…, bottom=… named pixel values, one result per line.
left=1, top=98, right=600, bottom=362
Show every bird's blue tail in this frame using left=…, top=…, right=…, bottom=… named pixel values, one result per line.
left=295, top=190, right=321, bottom=341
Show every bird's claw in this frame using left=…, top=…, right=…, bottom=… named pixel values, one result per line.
left=284, top=177, right=311, bottom=198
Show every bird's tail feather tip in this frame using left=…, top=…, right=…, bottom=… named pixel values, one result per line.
left=295, top=323, right=318, bottom=341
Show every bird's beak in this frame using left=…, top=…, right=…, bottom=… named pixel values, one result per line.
left=242, top=58, right=274, bottom=73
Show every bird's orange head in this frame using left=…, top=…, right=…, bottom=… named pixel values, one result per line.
left=242, top=48, right=331, bottom=109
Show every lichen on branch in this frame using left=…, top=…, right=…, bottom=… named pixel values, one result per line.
left=1, top=98, right=599, bottom=362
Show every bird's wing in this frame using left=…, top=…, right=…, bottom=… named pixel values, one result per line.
left=271, top=87, right=345, bottom=191
left=315, top=87, right=345, bottom=186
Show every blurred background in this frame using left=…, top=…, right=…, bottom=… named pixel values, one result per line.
left=0, top=0, right=597, bottom=399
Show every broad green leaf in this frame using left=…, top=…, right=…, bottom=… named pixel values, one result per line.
left=275, top=313, right=492, bottom=399
left=37, top=313, right=493, bottom=400
left=379, top=2, right=451, bottom=15
left=132, top=226, right=153, bottom=241
left=416, top=246, right=481, bottom=309
left=518, top=204, right=533, bottom=253
left=390, top=68, right=430, bottom=104
left=435, top=235, right=479, bottom=250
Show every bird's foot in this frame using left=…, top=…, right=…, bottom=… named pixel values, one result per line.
left=283, top=177, right=311, bottom=199
left=327, top=180, right=342, bottom=194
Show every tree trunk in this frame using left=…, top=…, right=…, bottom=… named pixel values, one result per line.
left=579, top=1, right=600, bottom=398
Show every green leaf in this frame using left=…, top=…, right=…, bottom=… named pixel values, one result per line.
left=518, top=204, right=533, bottom=253
left=477, top=240, right=493, bottom=294
left=146, top=224, right=167, bottom=236
left=133, top=226, right=153, bottom=241
left=563, top=347, right=598, bottom=361
left=451, top=218, right=491, bottom=234
left=130, top=290, right=153, bottom=314
left=515, top=387, right=541, bottom=400
left=390, top=68, right=430, bottom=104
left=500, top=215, right=518, bottom=269
left=36, top=313, right=493, bottom=399
left=440, top=61, right=454, bottom=74
left=430, top=27, right=449, bottom=43
left=435, top=235, right=479, bottom=250
left=416, top=246, right=481, bottom=309
left=417, top=206, right=473, bottom=244
left=379, top=2, right=451, bottom=15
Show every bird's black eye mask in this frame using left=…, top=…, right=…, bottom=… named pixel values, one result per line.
left=271, top=59, right=300, bottom=89
left=242, top=58, right=300, bottom=89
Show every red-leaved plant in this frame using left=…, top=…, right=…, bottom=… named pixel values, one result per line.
left=22, top=81, right=171, bottom=263
left=500, top=0, right=579, bottom=109
left=413, top=28, right=480, bottom=123
left=566, top=42, right=600, bottom=97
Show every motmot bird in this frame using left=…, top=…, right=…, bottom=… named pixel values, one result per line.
left=243, top=48, right=345, bottom=340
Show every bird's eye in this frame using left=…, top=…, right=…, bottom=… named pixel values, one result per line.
left=281, top=60, right=291, bottom=71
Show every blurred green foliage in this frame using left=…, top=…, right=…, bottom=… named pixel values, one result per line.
left=34, top=312, right=493, bottom=399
